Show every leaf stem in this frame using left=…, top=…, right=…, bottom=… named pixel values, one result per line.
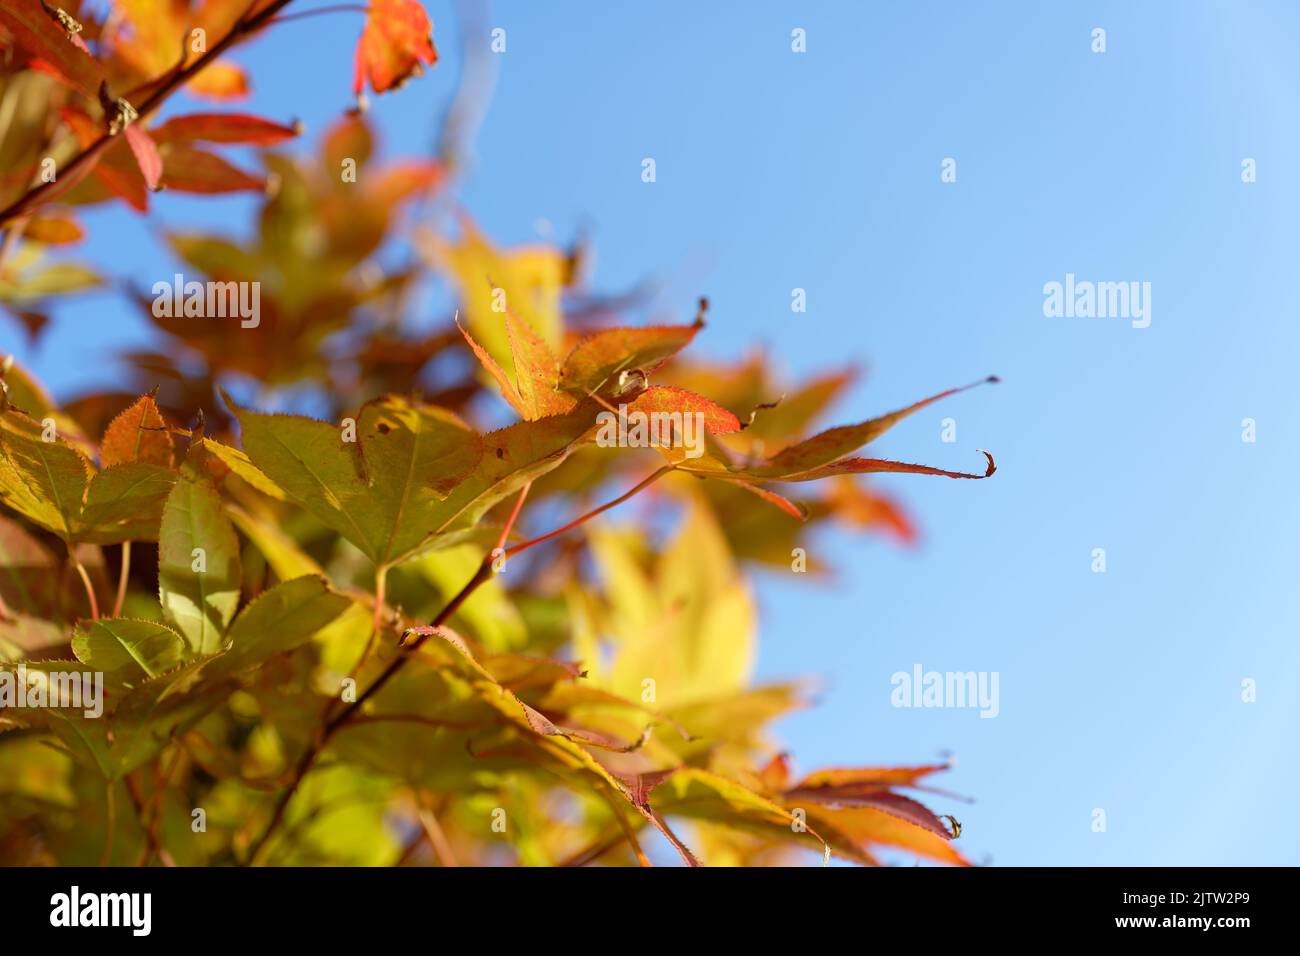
left=415, top=792, right=459, bottom=867
left=70, top=548, right=100, bottom=620
left=351, top=562, right=389, bottom=679
left=112, top=540, right=131, bottom=618
left=503, top=466, right=673, bottom=560
left=495, top=481, right=531, bottom=553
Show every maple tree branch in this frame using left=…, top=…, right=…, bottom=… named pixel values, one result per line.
left=248, top=470, right=668, bottom=864
left=248, top=527, right=505, bottom=863
left=0, top=0, right=298, bottom=228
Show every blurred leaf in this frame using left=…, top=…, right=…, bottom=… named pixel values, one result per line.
left=123, top=124, right=162, bottom=191
left=185, top=61, right=249, bottom=100
left=151, top=113, right=301, bottom=146
left=23, top=212, right=84, bottom=245
left=160, top=145, right=264, bottom=194
left=0, top=4, right=104, bottom=97
left=354, top=0, right=438, bottom=96
left=0, top=261, right=102, bottom=301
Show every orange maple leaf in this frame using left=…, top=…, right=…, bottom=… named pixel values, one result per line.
left=353, top=0, right=438, bottom=96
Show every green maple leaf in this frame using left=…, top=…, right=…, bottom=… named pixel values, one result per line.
left=0, top=410, right=176, bottom=545
left=158, top=474, right=242, bottom=656
left=230, top=393, right=483, bottom=568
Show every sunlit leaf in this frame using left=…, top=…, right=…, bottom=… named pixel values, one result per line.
left=207, top=575, right=351, bottom=677
left=72, top=618, right=186, bottom=685
left=158, top=476, right=241, bottom=656
left=231, top=394, right=483, bottom=567
left=354, top=0, right=438, bottom=95
left=100, top=393, right=174, bottom=468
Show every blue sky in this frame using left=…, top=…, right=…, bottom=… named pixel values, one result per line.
left=5, top=1, right=1299, bottom=865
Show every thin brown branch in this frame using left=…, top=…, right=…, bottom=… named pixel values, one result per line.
left=415, top=794, right=459, bottom=867
left=504, top=466, right=673, bottom=559
left=495, top=481, right=531, bottom=553
left=125, top=771, right=175, bottom=867
left=246, top=473, right=665, bottom=864
left=247, top=555, right=493, bottom=864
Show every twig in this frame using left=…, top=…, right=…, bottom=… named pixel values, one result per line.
left=125, top=771, right=174, bottom=867
left=246, top=470, right=666, bottom=864
left=100, top=779, right=115, bottom=866
left=415, top=793, right=459, bottom=867
left=504, top=466, right=673, bottom=560
left=247, top=548, right=493, bottom=864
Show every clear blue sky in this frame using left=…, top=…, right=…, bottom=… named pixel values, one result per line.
left=5, top=0, right=1298, bottom=865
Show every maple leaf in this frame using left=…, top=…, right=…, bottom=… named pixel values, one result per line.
left=228, top=392, right=484, bottom=568
left=100, top=392, right=174, bottom=468
left=185, top=61, right=251, bottom=101
left=72, top=618, right=187, bottom=688
left=0, top=404, right=176, bottom=545
left=423, top=217, right=570, bottom=375
left=354, top=0, right=438, bottom=96
left=150, top=113, right=301, bottom=147
left=23, top=212, right=85, bottom=245
left=0, top=2, right=105, bottom=98
left=558, top=320, right=704, bottom=395
left=458, top=315, right=576, bottom=421
left=158, top=473, right=242, bottom=656
left=651, top=377, right=999, bottom=501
